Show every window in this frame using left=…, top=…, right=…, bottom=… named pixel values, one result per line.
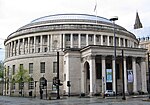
left=53, top=62, right=57, bottom=73
left=81, top=34, right=86, bottom=41
left=19, top=64, right=23, bottom=73
left=103, top=36, right=107, bottom=43
left=96, top=35, right=100, bottom=42
left=39, top=77, right=46, bottom=89
left=28, top=78, right=34, bottom=89
left=44, top=47, right=47, bottom=52
left=19, top=82, right=24, bottom=90
left=29, top=63, right=33, bottom=74
left=40, top=62, right=45, bottom=73
left=65, top=34, right=70, bottom=41
left=88, top=34, right=93, bottom=41
left=73, top=34, right=78, bottom=41
left=12, top=65, right=15, bottom=75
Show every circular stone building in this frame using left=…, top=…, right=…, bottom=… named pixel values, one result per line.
left=4, top=14, right=147, bottom=97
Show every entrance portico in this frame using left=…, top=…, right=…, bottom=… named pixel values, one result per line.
left=81, top=45, right=147, bottom=96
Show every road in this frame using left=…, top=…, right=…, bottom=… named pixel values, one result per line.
left=0, top=95, right=150, bottom=105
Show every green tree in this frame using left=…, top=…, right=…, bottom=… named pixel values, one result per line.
left=0, top=61, right=4, bottom=78
left=13, top=65, right=30, bottom=96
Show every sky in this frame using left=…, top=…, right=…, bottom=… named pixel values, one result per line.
left=0, top=0, right=150, bottom=61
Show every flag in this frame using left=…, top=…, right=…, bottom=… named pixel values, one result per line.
left=94, top=2, right=97, bottom=12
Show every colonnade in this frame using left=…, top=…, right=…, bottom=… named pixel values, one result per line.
left=81, top=55, right=147, bottom=95
left=5, top=33, right=138, bottom=58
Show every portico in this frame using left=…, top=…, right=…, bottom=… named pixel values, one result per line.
left=80, top=45, right=147, bottom=95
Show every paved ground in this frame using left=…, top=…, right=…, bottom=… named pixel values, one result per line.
left=0, top=95, right=150, bottom=105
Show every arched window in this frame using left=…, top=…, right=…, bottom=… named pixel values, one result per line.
left=39, top=77, right=46, bottom=89
left=28, top=78, right=34, bottom=89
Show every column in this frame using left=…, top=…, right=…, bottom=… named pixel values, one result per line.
left=86, top=34, right=88, bottom=46
left=118, top=37, right=121, bottom=47
left=63, top=34, right=65, bottom=49
left=40, top=35, right=43, bottom=52
left=70, top=34, right=73, bottom=48
left=60, top=34, right=63, bottom=50
left=123, top=39, right=126, bottom=47
left=22, top=38, right=25, bottom=54
left=14, top=41, right=16, bottom=56
left=81, top=62, right=86, bottom=93
left=102, top=56, right=106, bottom=94
left=10, top=42, right=13, bottom=56
left=28, top=37, right=30, bottom=53
left=18, top=39, right=20, bottom=55
left=47, top=35, right=50, bottom=52
left=5, top=45, right=7, bottom=58
left=124, top=57, right=128, bottom=93
left=78, top=34, right=81, bottom=48
left=89, top=55, right=96, bottom=96
left=34, top=36, right=36, bottom=53
left=101, top=35, right=103, bottom=45
left=141, top=58, right=148, bottom=93
left=112, top=57, right=116, bottom=92
left=94, top=34, right=96, bottom=45
left=50, top=35, right=53, bottom=51
left=132, top=57, right=137, bottom=93
left=107, top=36, right=109, bottom=46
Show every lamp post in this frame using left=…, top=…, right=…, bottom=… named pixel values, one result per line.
left=56, top=51, right=60, bottom=99
left=110, top=16, right=118, bottom=96
left=122, top=50, right=126, bottom=100
left=34, top=81, right=37, bottom=98
left=147, top=52, right=150, bottom=99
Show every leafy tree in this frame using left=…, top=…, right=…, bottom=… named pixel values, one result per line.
left=0, top=61, right=4, bottom=78
left=13, top=66, right=30, bottom=83
left=12, top=65, right=30, bottom=96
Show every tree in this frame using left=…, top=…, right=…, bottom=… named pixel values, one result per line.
left=13, top=65, right=30, bottom=96
left=0, top=61, right=4, bottom=79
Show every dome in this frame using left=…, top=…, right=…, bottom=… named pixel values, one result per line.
left=7, top=13, right=132, bottom=40
left=30, top=14, right=111, bottom=24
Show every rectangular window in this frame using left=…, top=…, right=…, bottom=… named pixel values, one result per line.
left=20, top=64, right=23, bottom=71
left=12, top=65, right=15, bottom=75
left=53, top=62, right=57, bottom=73
left=73, top=34, right=78, bottom=41
left=96, top=35, right=100, bottom=42
left=65, top=34, right=70, bottom=41
left=28, top=81, right=34, bottom=89
left=40, top=62, right=45, bottom=73
left=81, top=34, right=86, bottom=41
left=29, top=63, right=33, bottom=74
left=88, top=34, right=93, bottom=41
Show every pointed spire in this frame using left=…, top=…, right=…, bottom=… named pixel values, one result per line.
left=134, top=12, right=143, bottom=29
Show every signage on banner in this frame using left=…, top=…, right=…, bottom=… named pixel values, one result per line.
left=106, top=69, right=112, bottom=82
left=127, top=70, right=133, bottom=83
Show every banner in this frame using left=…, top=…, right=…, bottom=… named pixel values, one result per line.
left=127, top=70, right=133, bottom=83
left=106, top=69, right=112, bottom=82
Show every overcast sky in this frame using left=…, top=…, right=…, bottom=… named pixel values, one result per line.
left=0, top=0, right=150, bottom=61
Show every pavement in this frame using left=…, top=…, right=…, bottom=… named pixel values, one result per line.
left=0, top=95, right=150, bottom=105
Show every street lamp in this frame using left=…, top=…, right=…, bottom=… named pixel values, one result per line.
left=147, top=52, right=150, bottom=99
left=56, top=51, right=60, bottom=99
left=122, top=50, right=126, bottom=100
left=110, top=16, right=118, bottom=96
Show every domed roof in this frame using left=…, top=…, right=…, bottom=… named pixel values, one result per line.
left=30, top=14, right=111, bottom=24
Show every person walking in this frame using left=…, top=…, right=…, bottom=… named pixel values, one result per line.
left=40, top=88, right=43, bottom=99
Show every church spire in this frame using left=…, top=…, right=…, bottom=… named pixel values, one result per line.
left=134, top=12, right=143, bottom=29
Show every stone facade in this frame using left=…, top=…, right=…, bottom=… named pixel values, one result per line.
left=4, top=14, right=147, bottom=97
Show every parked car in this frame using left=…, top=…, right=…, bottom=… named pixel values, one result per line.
left=104, top=90, right=115, bottom=96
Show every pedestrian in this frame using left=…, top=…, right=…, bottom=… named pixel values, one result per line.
left=40, top=88, right=43, bottom=99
